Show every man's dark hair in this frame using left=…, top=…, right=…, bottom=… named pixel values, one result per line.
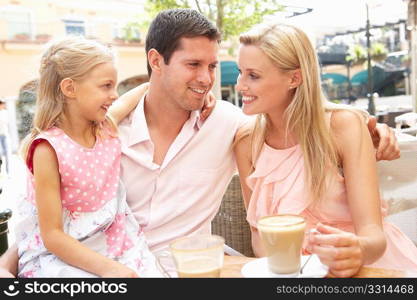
left=145, top=8, right=221, bottom=76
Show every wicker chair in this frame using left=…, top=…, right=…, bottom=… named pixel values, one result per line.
left=212, top=174, right=255, bottom=257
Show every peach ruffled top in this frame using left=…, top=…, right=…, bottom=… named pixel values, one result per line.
left=246, top=142, right=417, bottom=271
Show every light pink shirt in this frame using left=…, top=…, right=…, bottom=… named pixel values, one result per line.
left=119, top=97, right=247, bottom=252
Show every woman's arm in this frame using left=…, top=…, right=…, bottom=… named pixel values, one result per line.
left=108, top=83, right=149, bottom=124
left=234, top=135, right=252, bottom=210
left=33, top=141, right=138, bottom=277
left=234, top=133, right=265, bottom=257
left=309, top=110, right=386, bottom=278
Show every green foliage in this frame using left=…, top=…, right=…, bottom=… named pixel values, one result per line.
left=346, top=43, right=388, bottom=65
left=122, top=21, right=142, bottom=42
left=346, top=44, right=366, bottom=66
left=370, top=43, right=388, bottom=62
left=144, top=0, right=283, bottom=40
left=329, top=99, right=342, bottom=104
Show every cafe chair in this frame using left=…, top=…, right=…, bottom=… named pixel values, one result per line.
left=379, top=134, right=417, bottom=245
left=212, top=174, right=255, bottom=257
left=395, top=112, right=417, bottom=136
left=0, top=209, right=12, bottom=256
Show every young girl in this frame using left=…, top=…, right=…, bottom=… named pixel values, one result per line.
left=17, top=37, right=160, bottom=277
left=234, top=22, right=417, bottom=277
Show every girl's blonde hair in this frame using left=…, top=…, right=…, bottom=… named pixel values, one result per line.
left=20, top=36, right=116, bottom=160
left=237, top=22, right=364, bottom=202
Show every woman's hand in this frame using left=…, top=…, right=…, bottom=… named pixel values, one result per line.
left=101, top=261, right=139, bottom=278
left=307, top=223, right=364, bottom=278
left=200, top=92, right=216, bottom=121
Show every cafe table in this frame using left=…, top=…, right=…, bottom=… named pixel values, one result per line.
left=220, top=255, right=417, bottom=278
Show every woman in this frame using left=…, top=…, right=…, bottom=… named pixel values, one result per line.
left=234, top=21, right=417, bottom=277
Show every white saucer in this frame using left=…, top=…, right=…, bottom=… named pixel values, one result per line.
left=241, top=255, right=328, bottom=278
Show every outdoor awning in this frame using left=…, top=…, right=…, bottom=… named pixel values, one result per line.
left=322, top=73, right=348, bottom=84
left=351, top=66, right=385, bottom=84
left=221, top=61, right=239, bottom=86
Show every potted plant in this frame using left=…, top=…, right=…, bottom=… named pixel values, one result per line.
left=13, top=33, right=30, bottom=41
left=371, top=43, right=388, bottom=62
left=35, top=33, right=51, bottom=42
left=112, top=37, right=126, bottom=45
left=346, top=44, right=367, bottom=66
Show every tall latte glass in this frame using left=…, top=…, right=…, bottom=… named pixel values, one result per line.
left=169, top=234, right=224, bottom=278
left=257, top=215, right=306, bottom=275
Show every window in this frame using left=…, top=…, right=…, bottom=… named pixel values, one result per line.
left=63, top=19, right=85, bottom=36
left=113, top=21, right=141, bottom=42
left=0, top=6, right=32, bottom=39
left=112, top=22, right=124, bottom=39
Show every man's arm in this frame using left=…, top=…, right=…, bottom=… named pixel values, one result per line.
left=0, top=243, right=18, bottom=277
left=367, top=116, right=400, bottom=161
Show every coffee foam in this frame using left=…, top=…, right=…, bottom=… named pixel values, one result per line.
left=258, top=216, right=305, bottom=232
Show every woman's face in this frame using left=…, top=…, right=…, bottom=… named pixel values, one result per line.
left=236, top=44, right=295, bottom=116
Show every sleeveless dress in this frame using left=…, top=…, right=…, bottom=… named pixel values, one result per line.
left=17, top=127, right=161, bottom=277
left=246, top=142, right=417, bottom=272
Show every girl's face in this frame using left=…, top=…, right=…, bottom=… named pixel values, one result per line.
left=236, top=44, right=294, bottom=116
left=73, top=62, right=118, bottom=123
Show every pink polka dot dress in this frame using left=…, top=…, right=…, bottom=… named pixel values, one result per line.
left=16, top=127, right=161, bottom=277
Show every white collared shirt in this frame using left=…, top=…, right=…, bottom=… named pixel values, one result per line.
left=118, top=96, right=247, bottom=252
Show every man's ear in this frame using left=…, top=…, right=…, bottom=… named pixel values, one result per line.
left=290, top=69, right=303, bottom=88
left=147, top=48, right=163, bottom=74
left=60, top=78, right=76, bottom=98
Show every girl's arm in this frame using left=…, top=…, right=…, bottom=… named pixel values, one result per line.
left=0, top=244, right=18, bottom=277
left=108, top=83, right=216, bottom=124
left=234, top=133, right=265, bottom=257
left=309, top=110, right=386, bottom=278
left=33, top=141, right=138, bottom=277
left=200, top=92, right=216, bottom=121
left=108, top=83, right=149, bottom=124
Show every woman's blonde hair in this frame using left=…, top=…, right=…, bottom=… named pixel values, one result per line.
left=20, top=36, right=115, bottom=160
left=237, top=22, right=363, bottom=202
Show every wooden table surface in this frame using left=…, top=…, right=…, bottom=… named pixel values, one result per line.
left=220, top=255, right=417, bottom=278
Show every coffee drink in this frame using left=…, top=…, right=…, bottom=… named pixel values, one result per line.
left=176, top=257, right=221, bottom=278
left=257, top=215, right=306, bottom=274
left=164, top=234, right=224, bottom=278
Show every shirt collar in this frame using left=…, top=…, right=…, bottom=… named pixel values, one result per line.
left=127, top=94, right=151, bottom=147
left=127, top=94, right=204, bottom=147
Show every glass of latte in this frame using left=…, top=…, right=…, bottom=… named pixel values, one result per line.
left=257, top=215, right=306, bottom=275
left=158, top=234, right=225, bottom=278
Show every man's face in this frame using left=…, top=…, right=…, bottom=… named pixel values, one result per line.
left=159, top=36, right=219, bottom=112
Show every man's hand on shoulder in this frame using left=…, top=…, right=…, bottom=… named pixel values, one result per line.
left=367, top=116, right=400, bottom=161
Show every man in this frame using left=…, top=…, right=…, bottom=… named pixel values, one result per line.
left=0, top=8, right=399, bottom=277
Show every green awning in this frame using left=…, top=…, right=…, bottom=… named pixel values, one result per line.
left=321, top=73, right=348, bottom=84
left=221, top=61, right=239, bottom=86
left=351, top=66, right=385, bottom=85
